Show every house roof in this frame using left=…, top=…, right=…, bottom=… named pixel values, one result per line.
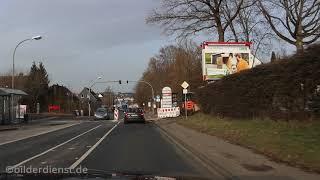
left=0, top=88, right=28, bottom=96
left=79, top=87, right=101, bottom=101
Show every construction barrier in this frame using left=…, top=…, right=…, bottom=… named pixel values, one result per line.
left=157, top=107, right=180, bottom=118
left=114, top=108, right=119, bottom=120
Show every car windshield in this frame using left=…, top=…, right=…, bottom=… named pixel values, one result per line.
left=126, top=108, right=142, bottom=113
left=96, top=108, right=107, bottom=113
left=1, top=1, right=319, bottom=180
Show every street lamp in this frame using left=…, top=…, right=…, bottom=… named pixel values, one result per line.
left=11, top=35, right=42, bottom=123
left=32, top=36, right=42, bottom=40
left=88, top=76, right=102, bottom=117
left=12, top=35, right=42, bottom=89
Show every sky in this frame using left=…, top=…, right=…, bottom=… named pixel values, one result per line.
left=0, top=0, right=178, bottom=93
left=0, top=0, right=296, bottom=94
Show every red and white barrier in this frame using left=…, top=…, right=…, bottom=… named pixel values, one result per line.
left=114, top=109, right=119, bottom=120
left=157, top=107, right=180, bottom=118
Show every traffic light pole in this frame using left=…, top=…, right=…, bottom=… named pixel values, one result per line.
left=87, top=80, right=155, bottom=115
left=127, top=80, right=155, bottom=115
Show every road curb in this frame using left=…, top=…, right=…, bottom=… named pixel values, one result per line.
left=154, top=121, right=238, bottom=180
left=0, top=127, right=19, bottom=132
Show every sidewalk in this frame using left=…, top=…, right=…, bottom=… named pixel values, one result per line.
left=145, top=112, right=158, bottom=121
left=156, top=119, right=320, bottom=180
left=0, top=117, right=58, bottom=131
left=0, top=118, right=80, bottom=146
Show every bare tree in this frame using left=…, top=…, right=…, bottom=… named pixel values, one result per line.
left=215, top=0, right=275, bottom=62
left=134, top=41, right=204, bottom=105
left=146, top=0, right=248, bottom=41
left=258, top=0, right=320, bottom=53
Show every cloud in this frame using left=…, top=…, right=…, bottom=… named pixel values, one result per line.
left=0, top=0, right=165, bottom=92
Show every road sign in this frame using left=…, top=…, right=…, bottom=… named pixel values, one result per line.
left=183, top=89, right=188, bottom=94
left=181, top=81, right=189, bottom=89
left=161, top=87, right=172, bottom=108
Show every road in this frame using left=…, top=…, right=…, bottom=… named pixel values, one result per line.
left=0, top=118, right=213, bottom=179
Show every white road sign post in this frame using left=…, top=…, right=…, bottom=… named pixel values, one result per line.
left=181, top=81, right=189, bottom=120
left=183, top=88, right=188, bottom=119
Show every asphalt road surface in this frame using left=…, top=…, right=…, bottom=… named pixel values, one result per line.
left=0, top=118, right=213, bottom=179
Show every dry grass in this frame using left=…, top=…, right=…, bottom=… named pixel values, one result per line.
left=177, top=113, right=320, bottom=173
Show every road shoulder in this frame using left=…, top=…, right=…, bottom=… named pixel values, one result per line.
left=155, top=119, right=320, bottom=180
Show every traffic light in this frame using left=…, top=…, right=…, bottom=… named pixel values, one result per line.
left=119, top=80, right=122, bottom=84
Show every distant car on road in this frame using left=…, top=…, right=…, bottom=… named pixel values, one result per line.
left=124, top=108, right=145, bottom=124
left=94, top=107, right=110, bottom=120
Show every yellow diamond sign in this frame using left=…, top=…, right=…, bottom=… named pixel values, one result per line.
left=181, top=81, right=189, bottom=89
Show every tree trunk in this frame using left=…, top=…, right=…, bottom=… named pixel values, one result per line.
left=230, top=22, right=239, bottom=42
left=295, top=39, right=304, bottom=54
left=217, top=26, right=225, bottom=42
left=213, top=15, right=224, bottom=42
left=295, top=21, right=304, bottom=54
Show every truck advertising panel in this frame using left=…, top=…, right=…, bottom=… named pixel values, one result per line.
left=202, top=42, right=261, bottom=81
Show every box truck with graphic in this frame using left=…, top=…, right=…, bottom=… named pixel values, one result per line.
left=201, top=42, right=261, bottom=81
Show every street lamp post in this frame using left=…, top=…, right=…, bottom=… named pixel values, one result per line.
left=11, top=35, right=42, bottom=122
left=88, top=77, right=102, bottom=117
left=12, top=36, right=42, bottom=89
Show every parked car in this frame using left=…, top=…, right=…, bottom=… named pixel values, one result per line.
left=94, top=107, right=110, bottom=120
left=124, top=108, right=145, bottom=124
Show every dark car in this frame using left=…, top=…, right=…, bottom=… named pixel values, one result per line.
left=124, top=108, right=145, bottom=124
left=94, top=107, right=110, bottom=120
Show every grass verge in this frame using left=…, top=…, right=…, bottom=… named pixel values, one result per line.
left=176, top=113, right=320, bottom=173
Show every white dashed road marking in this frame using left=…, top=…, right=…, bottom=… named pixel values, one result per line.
left=8, top=124, right=102, bottom=170
left=69, top=121, right=120, bottom=169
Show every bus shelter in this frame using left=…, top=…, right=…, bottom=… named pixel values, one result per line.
left=0, top=88, right=28, bottom=125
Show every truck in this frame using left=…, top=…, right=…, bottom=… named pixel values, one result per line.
left=201, top=42, right=261, bottom=81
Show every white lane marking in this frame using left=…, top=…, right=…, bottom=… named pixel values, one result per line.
left=69, top=121, right=120, bottom=169
left=0, top=123, right=80, bottom=146
left=8, top=124, right=102, bottom=170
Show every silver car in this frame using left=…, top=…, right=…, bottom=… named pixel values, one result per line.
left=94, top=108, right=110, bottom=120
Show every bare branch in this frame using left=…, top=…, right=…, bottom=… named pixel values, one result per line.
left=258, top=0, right=320, bottom=52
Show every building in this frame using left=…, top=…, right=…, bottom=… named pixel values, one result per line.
left=78, top=87, right=102, bottom=115
left=0, top=74, right=28, bottom=90
left=100, top=91, right=115, bottom=107
left=47, top=84, right=80, bottom=113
